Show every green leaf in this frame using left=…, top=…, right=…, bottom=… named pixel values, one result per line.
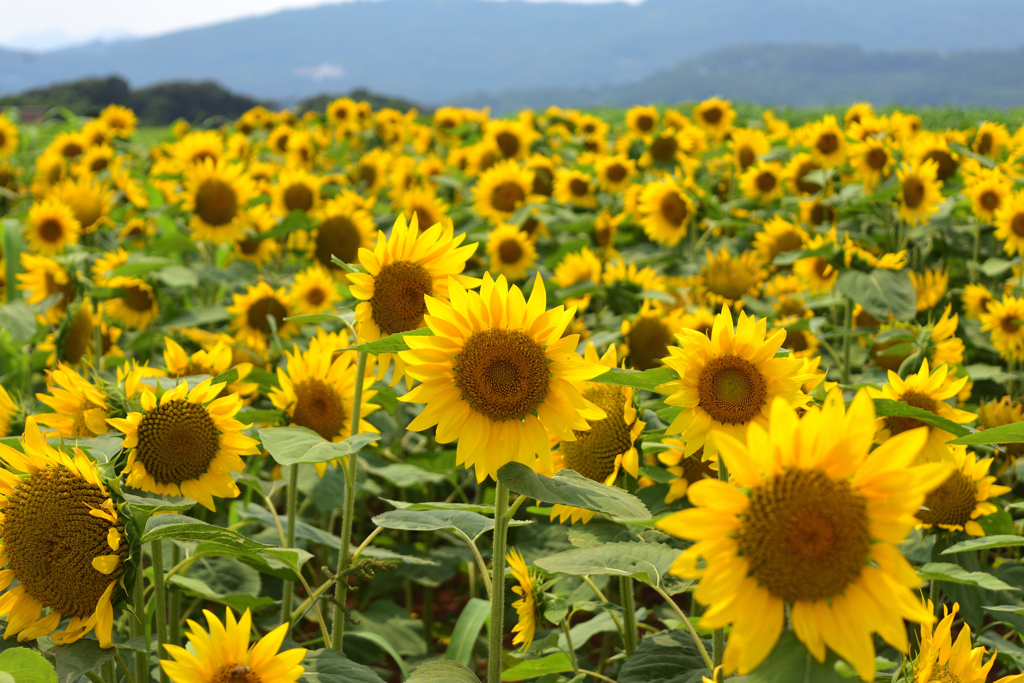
left=0, top=302, right=38, bottom=342
left=950, top=421, right=1024, bottom=445
left=258, top=426, right=378, bottom=465
left=407, top=659, right=479, bottom=683
left=373, top=509, right=495, bottom=540
left=836, top=268, right=917, bottom=322
left=236, top=409, right=284, bottom=426
left=733, top=631, right=844, bottom=683
left=617, top=629, right=711, bottom=683
left=344, top=632, right=410, bottom=678
left=108, top=255, right=173, bottom=278
left=497, top=462, right=651, bottom=519
left=170, top=556, right=274, bottom=613
left=285, top=309, right=355, bottom=326
left=154, top=264, right=200, bottom=288
left=872, top=399, right=972, bottom=437
left=534, top=541, right=680, bottom=587
left=918, top=562, right=1018, bottom=591
left=591, top=367, right=678, bottom=392
left=941, top=535, right=1024, bottom=554
left=142, top=514, right=269, bottom=553
left=259, top=209, right=313, bottom=240
left=120, top=487, right=196, bottom=512
left=50, top=640, right=113, bottom=683
left=500, top=653, right=575, bottom=681
left=169, top=305, right=231, bottom=327
left=345, top=328, right=434, bottom=354
left=362, top=459, right=448, bottom=487
left=0, top=649, right=58, bottom=683
left=299, top=649, right=384, bottom=683
left=383, top=499, right=495, bottom=514
left=444, top=597, right=489, bottom=667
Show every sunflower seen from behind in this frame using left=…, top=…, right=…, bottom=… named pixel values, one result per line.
left=0, top=417, right=126, bottom=646
left=399, top=273, right=607, bottom=482
left=657, top=389, right=951, bottom=680
left=107, top=378, right=259, bottom=510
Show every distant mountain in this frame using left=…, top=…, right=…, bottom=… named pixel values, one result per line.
left=461, top=44, right=1024, bottom=112
left=1, top=0, right=1024, bottom=105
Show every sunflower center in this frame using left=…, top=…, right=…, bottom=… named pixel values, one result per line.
left=61, top=141, right=83, bottom=158
left=796, top=161, right=822, bottom=194
left=606, top=163, right=627, bottom=183
left=1000, top=314, right=1022, bottom=334
left=39, top=218, right=64, bottom=242
left=784, top=329, right=809, bottom=353
left=866, top=148, right=888, bottom=170
left=651, top=136, right=678, bottom=161
left=124, top=285, right=154, bottom=312
left=706, top=260, right=757, bottom=301
left=916, top=470, right=976, bottom=529
left=1011, top=213, right=1024, bottom=238
left=496, top=132, right=520, bottom=158
left=738, top=147, right=756, bottom=170
left=697, top=355, right=766, bottom=425
left=636, top=115, right=654, bottom=132
left=739, top=468, right=870, bottom=603
left=369, top=261, right=434, bottom=335
left=195, top=178, right=239, bottom=227
left=560, top=385, right=632, bottom=483
left=2, top=466, right=125, bottom=618
left=569, top=178, right=589, bottom=197
left=453, top=328, right=550, bottom=422
left=137, top=399, right=220, bottom=486
left=903, top=177, right=926, bottom=209
left=978, top=132, right=993, bottom=156
left=659, top=191, right=688, bottom=227
left=238, top=237, right=260, bottom=255
left=532, top=168, right=553, bottom=196
left=359, top=164, right=377, bottom=187
left=885, top=391, right=939, bottom=436
left=491, top=181, right=526, bottom=213
left=930, top=670, right=961, bottom=683
left=773, top=230, right=804, bottom=258
left=627, top=316, right=673, bottom=371
left=756, top=171, right=777, bottom=194
left=499, top=238, right=524, bottom=265
left=809, top=203, right=834, bottom=226
left=923, top=150, right=957, bottom=181
left=702, top=107, right=723, bottom=125
left=284, top=183, right=314, bottom=212
left=315, top=215, right=362, bottom=269
left=245, top=296, right=288, bottom=335
left=291, top=378, right=346, bottom=440
left=63, top=306, right=94, bottom=364
left=212, top=664, right=262, bottom=683
left=816, top=133, right=839, bottom=155
left=522, top=217, right=540, bottom=236
left=305, top=286, right=327, bottom=307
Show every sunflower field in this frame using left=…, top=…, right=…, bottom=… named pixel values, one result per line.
left=0, top=97, right=1024, bottom=683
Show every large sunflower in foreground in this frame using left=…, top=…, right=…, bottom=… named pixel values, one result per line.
left=183, top=158, right=257, bottom=244
left=107, top=379, right=259, bottom=510
left=269, top=335, right=379, bottom=476
left=24, top=198, right=80, bottom=255
left=867, top=360, right=975, bottom=463
left=398, top=273, right=607, bottom=482
left=34, top=364, right=110, bottom=439
left=160, top=608, right=306, bottom=683
left=657, top=305, right=814, bottom=459
left=657, top=390, right=951, bottom=681
left=915, top=445, right=1009, bottom=536
left=0, top=417, right=127, bottom=646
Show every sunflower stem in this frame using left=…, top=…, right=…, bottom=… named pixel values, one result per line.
left=972, top=223, right=982, bottom=281
left=169, top=544, right=181, bottom=648
left=713, top=454, right=729, bottom=668
left=651, top=583, right=713, bottom=672
left=150, top=541, right=170, bottom=683
left=562, top=618, right=579, bottom=675
left=331, top=349, right=367, bottom=650
left=619, top=576, right=638, bottom=653
left=488, top=480, right=510, bottom=683
left=131, top=556, right=149, bottom=683
left=281, top=463, right=300, bottom=629
left=841, top=298, right=853, bottom=385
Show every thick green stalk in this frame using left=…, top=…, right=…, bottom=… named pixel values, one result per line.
left=488, top=482, right=510, bottom=683
left=151, top=542, right=169, bottom=683
left=132, top=559, right=148, bottom=683
left=169, top=545, right=181, bottom=648
left=331, top=350, right=367, bottom=650
left=619, top=576, right=638, bottom=653
left=281, top=464, right=300, bottom=627
left=841, top=298, right=853, bottom=385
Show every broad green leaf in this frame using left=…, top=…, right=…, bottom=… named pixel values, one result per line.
left=941, top=535, right=1024, bottom=554
left=236, top=409, right=284, bottom=426
left=0, top=302, right=38, bottom=341
left=383, top=498, right=495, bottom=514
left=109, top=255, right=173, bottom=278
left=500, top=653, right=574, bottom=681
left=918, top=562, right=1018, bottom=591
left=299, top=649, right=384, bottom=683
left=143, top=514, right=268, bottom=553
left=872, top=399, right=972, bottom=437
left=836, top=268, right=917, bottom=322
left=168, top=305, right=231, bottom=327
left=154, top=264, right=200, bottom=288
left=344, top=632, right=410, bottom=678
left=591, top=366, right=678, bottom=392
left=951, top=421, right=1024, bottom=445
left=120, top=487, right=196, bottom=512
left=345, top=328, right=434, bottom=354
left=407, top=659, right=479, bottom=683
left=732, top=631, right=844, bottom=683
left=444, top=597, right=489, bottom=667
left=558, top=608, right=645, bottom=650
left=373, top=509, right=494, bottom=539
left=362, top=458, right=448, bottom=487
left=534, top=541, right=680, bottom=587
left=285, top=309, right=355, bottom=326
left=498, top=463, right=651, bottom=519
left=258, top=426, right=378, bottom=465
left=617, top=629, right=711, bottom=683
left=259, top=209, right=313, bottom=240
left=0, top=649, right=58, bottom=683
left=170, top=556, right=273, bottom=612
left=50, top=640, right=113, bottom=683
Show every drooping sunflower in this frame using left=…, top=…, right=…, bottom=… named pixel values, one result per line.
left=692, top=97, right=735, bottom=139
left=0, top=416, right=126, bottom=646
left=269, top=335, right=379, bottom=476
left=273, top=167, right=322, bottom=216
left=227, top=281, right=299, bottom=356
left=619, top=299, right=685, bottom=371
left=553, top=247, right=602, bottom=312
left=554, top=169, right=598, bottom=209
left=753, top=217, right=807, bottom=265
left=16, top=253, right=77, bottom=324
left=867, top=360, right=976, bottom=463
left=472, top=160, right=534, bottom=223
left=657, top=305, right=814, bottom=459
left=50, top=175, right=114, bottom=234
left=310, top=195, right=378, bottom=274
left=507, top=549, right=539, bottom=652
left=487, top=224, right=537, bottom=281
left=183, top=158, right=257, bottom=244
left=637, top=179, right=695, bottom=247
left=24, top=197, right=80, bottom=255
left=105, top=276, right=159, bottom=330
left=289, top=265, right=341, bottom=316
left=916, top=446, right=1009, bottom=536
left=160, top=608, right=306, bottom=683
left=911, top=267, right=948, bottom=311
left=34, top=364, right=110, bottom=439
left=108, top=379, right=259, bottom=510
left=549, top=345, right=645, bottom=524
left=399, top=273, right=607, bottom=482
left=897, top=159, right=943, bottom=225
left=0, top=114, right=19, bottom=158
left=994, top=191, right=1024, bottom=256
left=739, top=161, right=786, bottom=203
left=657, top=389, right=951, bottom=681
left=231, top=206, right=280, bottom=267
left=699, top=248, right=766, bottom=308
left=963, top=283, right=994, bottom=319
left=914, top=603, right=997, bottom=683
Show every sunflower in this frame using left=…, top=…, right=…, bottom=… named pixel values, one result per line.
left=994, top=191, right=1024, bottom=256
left=593, top=209, right=624, bottom=260
left=24, top=198, right=80, bottom=255
left=105, top=276, right=159, bottom=330
left=897, top=160, right=944, bottom=225
left=602, top=258, right=666, bottom=315
left=485, top=119, right=537, bottom=161
left=729, top=128, right=770, bottom=171
left=965, top=171, right=1012, bottom=223
left=738, top=160, right=785, bottom=203
left=227, top=281, right=299, bottom=356
left=806, top=115, right=847, bottom=168
left=269, top=335, right=379, bottom=476
left=72, top=144, right=115, bottom=177
left=978, top=397, right=1024, bottom=463
left=867, top=360, right=975, bottom=463
left=0, top=115, right=19, bottom=158
left=658, top=437, right=717, bottom=504
left=594, top=154, right=636, bottom=193
left=273, top=167, right=322, bottom=216
left=0, top=417, right=126, bottom=646
left=472, top=160, right=534, bottom=223
left=108, top=379, right=258, bottom=510
left=693, top=97, right=735, bottom=139
left=96, top=104, right=137, bottom=138
left=657, top=305, right=814, bottom=459
left=849, top=138, right=893, bottom=189
left=326, top=97, right=360, bottom=128
left=798, top=198, right=837, bottom=229
left=507, top=549, right=539, bottom=651
left=553, top=247, right=602, bottom=312
left=625, top=105, right=659, bottom=137
left=699, top=248, right=765, bottom=308
left=844, top=102, right=875, bottom=127
left=793, top=233, right=838, bottom=294
left=289, top=265, right=341, bottom=316
left=753, top=217, right=807, bottom=265
left=554, top=169, right=598, bottom=209
left=637, top=179, right=695, bottom=247
left=160, top=608, right=306, bottom=683
left=973, top=121, right=1010, bottom=157
left=619, top=299, right=684, bottom=371
left=34, top=364, right=110, bottom=439
left=915, top=446, right=1009, bottom=536
left=639, top=129, right=696, bottom=168
left=0, top=384, right=16, bottom=437
left=657, top=388, right=950, bottom=681
left=911, top=268, right=948, bottom=311
left=399, top=274, right=607, bottom=482
left=980, top=296, right=1024, bottom=361
left=310, top=196, right=378, bottom=274
left=48, top=131, right=86, bottom=159
left=785, top=153, right=824, bottom=195
left=182, top=159, right=256, bottom=244
left=962, top=283, right=994, bottom=319
left=487, top=224, right=537, bottom=281
left=50, top=176, right=113, bottom=234
left=230, top=206, right=278, bottom=267
left=120, top=217, right=156, bottom=247
left=399, top=187, right=450, bottom=233
left=16, top=253, right=77, bottom=324
left=549, top=345, right=645, bottom=524
left=914, top=603, right=996, bottom=683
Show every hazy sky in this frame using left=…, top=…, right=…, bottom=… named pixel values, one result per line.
left=2, top=0, right=643, bottom=50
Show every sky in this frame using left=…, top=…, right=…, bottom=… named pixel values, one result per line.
left=1, top=0, right=643, bottom=51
